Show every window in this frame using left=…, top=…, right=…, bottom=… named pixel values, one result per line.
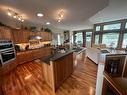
left=122, top=33, right=127, bottom=48
left=57, top=34, right=61, bottom=45
left=95, top=35, right=99, bottom=44
left=125, top=22, right=127, bottom=29
left=103, top=23, right=121, bottom=30
left=75, top=33, right=83, bottom=45
left=96, top=26, right=101, bottom=31
left=102, top=33, right=119, bottom=48
left=86, top=32, right=92, bottom=47
left=86, top=32, right=92, bottom=42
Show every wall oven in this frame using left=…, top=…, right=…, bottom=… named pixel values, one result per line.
left=0, top=40, right=16, bottom=66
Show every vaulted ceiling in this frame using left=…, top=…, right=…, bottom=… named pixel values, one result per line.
left=0, top=0, right=108, bottom=30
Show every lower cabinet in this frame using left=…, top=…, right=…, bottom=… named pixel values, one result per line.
left=0, top=47, right=51, bottom=76
left=0, top=60, right=17, bottom=75
left=102, top=72, right=127, bottom=95
left=16, top=51, right=34, bottom=64
left=102, top=78, right=120, bottom=95
left=53, top=53, right=74, bottom=91
left=105, top=55, right=126, bottom=77
left=17, top=47, right=51, bottom=64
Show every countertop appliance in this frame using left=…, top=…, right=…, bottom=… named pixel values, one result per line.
left=0, top=40, right=16, bottom=66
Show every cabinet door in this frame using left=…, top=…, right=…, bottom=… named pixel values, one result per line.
left=17, top=51, right=33, bottom=64
left=54, top=57, right=66, bottom=90
left=53, top=53, right=73, bottom=91
left=35, top=32, right=41, bottom=36
left=12, top=29, right=24, bottom=43
left=13, top=30, right=34, bottom=43
left=45, top=32, right=49, bottom=41
left=41, top=32, right=46, bottom=41
left=102, top=78, right=120, bottom=95
left=22, top=31, right=31, bottom=43
left=45, top=32, right=52, bottom=41
left=39, top=32, right=52, bottom=41
left=0, top=26, right=13, bottom=41
left=105, top=56, right=125, bottom=77
left=123, top=61, right=127, bottom=77
left=48, top=33, right=52, bottom=41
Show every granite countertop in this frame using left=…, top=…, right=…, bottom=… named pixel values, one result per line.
left=99, top=49, right=127, bottom=64
left=40, top=50, right=74, bottom=64
left=104, top=49, right=127, bottom=56
left=16, top=47, right=51, bottom=55
left=73, top=47, right=86, bottom=54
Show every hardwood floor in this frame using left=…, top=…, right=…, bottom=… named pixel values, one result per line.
left=1, top=57, right=97, bottom=95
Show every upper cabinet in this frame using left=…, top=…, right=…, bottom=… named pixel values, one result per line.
left=0, top=26, right=52, bottom=43
left=12, top=29, right=31, bottom=43
left=35, top=31, right=52, bottom=41
left=12, top=29, right=52, bottom=43
left=0, top=26, right=14, bottom=41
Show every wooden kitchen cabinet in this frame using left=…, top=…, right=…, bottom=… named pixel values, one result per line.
left=47, top=32, right=52, bottom=41
left=102, top=72, right=127, bottom=95
left=123, top=60, right=127, bottom=77
left=102, top=55, right=127, bottom=95
left=105, top=55, right=126, bottom=77
left=0, top=26, right=52, bottom=43
left=54, top=53, right=73, bottom=90
left=22, top=31, right=31, bottom=42
left=102, top=78, right=120, bottom=95
left=12, top=29, right=32, bottom=43
left=0, top=26, right=14, bottom=41
left=39, top=32, right=52, bottom=41
left=0, top=59, right=17, bottom=75
left=0, top=47, right=51, bottom=76
left=43, top=32, right=50, bottom=41
left=12, top=29, right=22, bottom=43
left=12, top=29, right=25, bottom=43
left=16, top=47, right=51, bottom=64
left=16, top=51, right=34, bottom=64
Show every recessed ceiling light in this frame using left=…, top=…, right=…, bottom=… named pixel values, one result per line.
left=37, top=13, right=44, bottom=17
left=21, top=19, right=24, bottom=22
left=58, top=20, right=61, bottom=23
left=8, top=12, right=12, bottom=16
left=46, top=22, right=50, bottom=25
left=60, top=14, right=64, bottom=18
left=13, top=15, right=17, bottom=18
left=18, top=18, right=21, bottom=21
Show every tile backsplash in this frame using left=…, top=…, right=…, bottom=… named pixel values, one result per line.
left=15, top=41, right=51, bottom=50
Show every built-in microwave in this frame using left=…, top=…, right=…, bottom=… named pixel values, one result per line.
left=0, top=40, right=16, bottom=66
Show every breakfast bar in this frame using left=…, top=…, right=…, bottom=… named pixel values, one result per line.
left=39, top=50, right=74, bottom=92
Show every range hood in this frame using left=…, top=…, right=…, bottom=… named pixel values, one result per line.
left=28, top=35, right=42, bottom=41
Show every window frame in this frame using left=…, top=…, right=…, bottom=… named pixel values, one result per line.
left=122, top=31, right=127, bottom=48
left=94, top=34, right=100, bottom=44
left=73, top=30, right=93, bottom=47
left=95, top=26, right=101, bottom=31
left=93, top=19, right=127, bottom=49
left=102, top=32, right=120, bottom=48
left=103, top=23, right=121, bottom=31
left=125, top=22, right=127, bottom=29
left=75, top=32, right=83, bottom=45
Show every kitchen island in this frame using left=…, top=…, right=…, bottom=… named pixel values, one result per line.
left=39, top=50, right=74, bottom=92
